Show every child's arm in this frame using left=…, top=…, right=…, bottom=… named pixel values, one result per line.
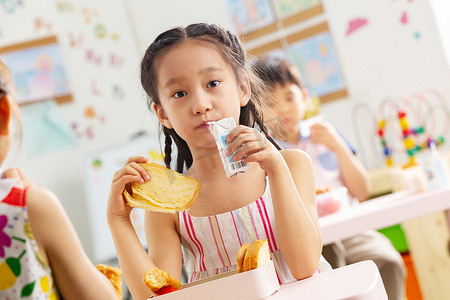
left=226, top=126, right=322, bottom=280
left=309, top=122, right=371, bottom=201
left=107, top=156, right=182, bottom=299
left=145, top=211, right=183, bottom=280
left=26, top=188, right=117, bottom=300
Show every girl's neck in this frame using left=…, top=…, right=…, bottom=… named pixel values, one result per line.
left=187, top=145, right=229, bottom=181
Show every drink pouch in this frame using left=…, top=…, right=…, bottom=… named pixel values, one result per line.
left=208, top=117, right=249, bottom=178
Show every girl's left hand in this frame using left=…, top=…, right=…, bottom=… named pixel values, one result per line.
left=309, top=121, right=344, bottom=152
left=225, top=125, right=283, bottom=172
left=2, top=168, right=35, bottom=188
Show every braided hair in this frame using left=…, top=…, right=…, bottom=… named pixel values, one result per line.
left=140, top=23, right=280, bottom=173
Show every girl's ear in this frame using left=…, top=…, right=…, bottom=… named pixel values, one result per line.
left=153, top=103, right=173, bottom=129
left=239, top=77, right=251, bottom=107
left=0, top=96, right=11, bottom=136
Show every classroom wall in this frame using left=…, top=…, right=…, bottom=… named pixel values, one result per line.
left=1, top=0, right=450, bottom=262
left=0, top=0, right=157, bottom=260
left=128, top=0, right=450, bottom=170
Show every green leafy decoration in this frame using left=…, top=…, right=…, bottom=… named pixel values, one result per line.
left=21, top=281, right=36, bottom=297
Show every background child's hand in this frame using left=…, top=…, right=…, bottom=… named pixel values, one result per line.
left=107, top=156, right=150, bottom=221
left=309, top=121, right=345, bottom=152
left=2, top=167, right=34, bottom=188
left=225, top=125, right=283, bottom=173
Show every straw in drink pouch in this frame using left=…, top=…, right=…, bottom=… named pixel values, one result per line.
left=208, top=117, right=249, bottom=178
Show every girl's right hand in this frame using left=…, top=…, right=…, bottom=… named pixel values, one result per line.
left=2, top=168, right=35, bottom=188
left=107, top=156, right=150, bottom=221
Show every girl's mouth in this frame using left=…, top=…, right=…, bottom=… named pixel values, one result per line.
left=197, top=122, right=210, bottom=129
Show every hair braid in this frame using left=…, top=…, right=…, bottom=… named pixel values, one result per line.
left=163, top=128, right=173, bottom=168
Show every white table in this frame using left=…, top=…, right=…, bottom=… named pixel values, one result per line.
left=319, top=187, right=450, bottom=245
left=265, top=260, right=387, bottom=300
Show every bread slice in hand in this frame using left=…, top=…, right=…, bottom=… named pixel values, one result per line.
left=123, top=162, right=201, bottom=213
left=242, top=239, right=270, bottom=272
left=95, top=264, right=122, bottom=300
left=144, top=268, right=181, bottom=293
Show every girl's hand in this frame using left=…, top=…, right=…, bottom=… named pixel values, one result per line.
left=225, top=125, right=283, bottom=173
left=309, top=121, right=345, bottom=152
left=107, top=156, right=150, bottom=221
left=2, top=168, right=35, bottom=188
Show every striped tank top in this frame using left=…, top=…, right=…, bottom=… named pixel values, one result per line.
left=178, top=180, right=331, bottom=284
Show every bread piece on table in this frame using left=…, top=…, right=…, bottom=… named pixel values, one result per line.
left=242, top=239, right=270, bottom=272
left=144, top=268, right=181, bottom=293
left=315, top=186, right=330, bottom=195
left=95, top=264, right=122, bottom=300
left=236, top=243, right=250, bottom=273
left=124, top=162, right=201, bottom=213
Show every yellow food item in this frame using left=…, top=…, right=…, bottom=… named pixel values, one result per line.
left=96, top=264, right=122, bottom=300
left=315, top=186, right=330, bottom=195
left=239, top=239, right=271, bottom=273
left=144, top=268, right=181, bottom=293
left=236, top=243, right=249, bottom=273
left=123, top=163, right=201, bottom=213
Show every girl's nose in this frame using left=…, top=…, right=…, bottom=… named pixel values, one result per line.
left=192, top=92, right=212, bottom=115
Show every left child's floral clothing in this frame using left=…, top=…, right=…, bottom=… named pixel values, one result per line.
left=0, top=178, right=59, bottom=299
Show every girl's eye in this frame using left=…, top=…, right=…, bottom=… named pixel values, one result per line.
left=207, top=80, right=220, bottom=88
left=173, top=91, right=187, bottom=98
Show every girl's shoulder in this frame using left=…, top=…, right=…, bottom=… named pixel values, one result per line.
left=280, top=148, right=312, bottom=166
left=26, top=186, right=61, bottom=212
left=280, top=149, right=314, bottom=182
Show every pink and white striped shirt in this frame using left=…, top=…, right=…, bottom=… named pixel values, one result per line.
left=178, top=180, right=331, bottom=284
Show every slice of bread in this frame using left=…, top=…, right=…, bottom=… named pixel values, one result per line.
left=144, top=268, right=181, bottom=293
left=242, top=239, right=270, bottom=272
left=236, top=243, right=250, bottom=273
left=95, top=264, right=122, bottom=300
left=124, top=162, right=201, bottom=213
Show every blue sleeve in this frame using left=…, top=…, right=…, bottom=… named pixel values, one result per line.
left=338, top=131, right=356, bottom=155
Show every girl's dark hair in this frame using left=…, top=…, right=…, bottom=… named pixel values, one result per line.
left=140, top=23, right=280, bottom=173
left=250, top=56, right=303, bottom=91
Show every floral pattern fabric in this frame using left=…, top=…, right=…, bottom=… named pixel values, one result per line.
left=0, top=179, right=59, bottom=300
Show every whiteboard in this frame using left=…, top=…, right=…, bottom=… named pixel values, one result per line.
left=83, top=133, right=164, bottom=262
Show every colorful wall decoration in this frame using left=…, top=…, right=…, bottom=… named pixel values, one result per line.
left=0, top=36, right=72, bottom=105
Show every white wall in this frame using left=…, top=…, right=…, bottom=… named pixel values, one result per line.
left=321, top=0, right=450, bottom=169
left=0, top=0, right=156, bottom=261
left=126, top=0, right=227, bottom=53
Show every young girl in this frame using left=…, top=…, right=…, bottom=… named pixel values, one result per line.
left=0, top=59, right=117, bottom=299
left=107, top=23, right=329, bottom=299
left=251, top=56, right=406, bottom=300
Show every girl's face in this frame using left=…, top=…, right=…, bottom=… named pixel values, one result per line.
left=265, top=83, right=307, bottom=134
left=154, top=40, right=250, bottom=150
left=0, top=95, right=11, bottom=166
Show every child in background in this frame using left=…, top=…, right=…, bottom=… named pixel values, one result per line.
left=251, top=56, right=406, bottom=300
left=0, top=59, right=117, bottom=299
left=107, top=23, right=331, bottom=299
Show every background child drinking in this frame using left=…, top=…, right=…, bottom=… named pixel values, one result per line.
left=107, top=23, right=330, bottom=299
left=251, top=56, right=406, bottom=300
left=0, top=59, right=117, bottom=299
